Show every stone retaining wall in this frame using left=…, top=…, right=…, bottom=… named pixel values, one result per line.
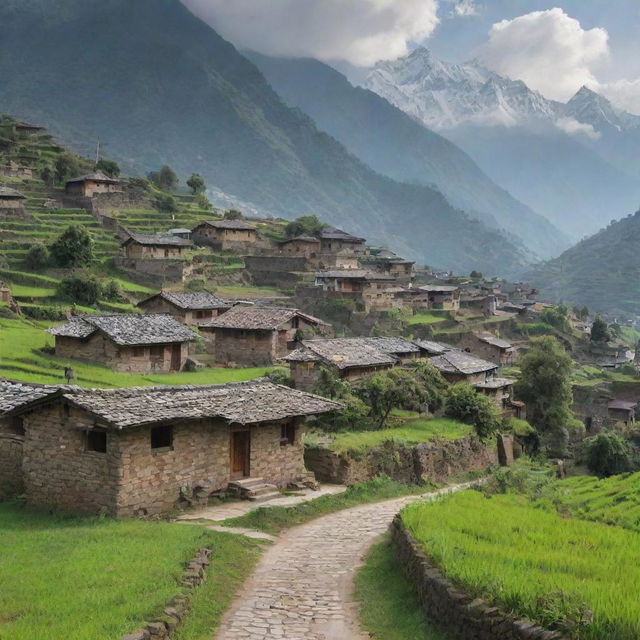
left=305, top=435, right=497, bottom=485
left=391, top=517, right=567, bottom=640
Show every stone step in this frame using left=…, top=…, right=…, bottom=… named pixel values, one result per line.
left=228, top=477, right=264, bottom=490
left=247, top=491, right=282, bottom=503
left=246, top=484, right=279, bottom=498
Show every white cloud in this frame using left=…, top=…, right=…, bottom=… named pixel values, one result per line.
left=447, top=0, right=480, bottom=17
left=181, top=0, right=439, bottom=67
left=598, top=79, right=640, bottom=115
left=555, top=117, right=601, bottom=139
left=477, top=8, right=609, bottom=101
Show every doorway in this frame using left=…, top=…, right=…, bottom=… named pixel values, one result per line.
left=170, top=344, right=182, bottom=370
left=230, top=430, right=250, bottom=479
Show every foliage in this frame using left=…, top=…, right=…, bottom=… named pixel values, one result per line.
left=284, top=214, right=326, bottom=238
left=186, top=172, right=205, bottom=194
left=514, top=336, right=576, bottom=457
left=148, top=165, right=178, bottom=191
left=24, top=243, right=49, bottom=271
left=223, top=208, right=243, bottom=220
left=57, top=272, right=103, bottom=305
left=469, top=270, right=483, bottom=279
left=584, top=430, right=632, bottom=477
left=54, top=153, right=82, bottom=184
left=444, top=384, right=501, bottom=442
left=312, top=367, right=369, bottom=431
left=196, top=192, right=213, bottom=211
left=408, top=360, right=448, bottom=412
left=96, top=158, right=120, bottom=177
left=590, top=316, right=610, bottom=343
left=402, top=490, right=640, bottom=640
left=153, top=193, right=178, bottom=213
left=102, top=279, right=124, bottom=302
left=266, top=368, right=294, bottom=388
left=540, top=304, right=569, bottom=331
left=50, top=225, right=95, bottom=267
left=39, top=165, right=55, bottom=186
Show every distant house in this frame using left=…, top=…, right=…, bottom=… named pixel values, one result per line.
left=14, top=121, right=44, bottom=135
left=0, top=380, right=341, bottom=516
left=457, top=332, right=515, bottom=366
left=414, top=285, right=460, bottom=311
left=429, top=350, right=498, bottom=385
left=121, top=233, right=193, bottom=260
left=138, top=291, right=232, bottom=324
left=366, top=250, right=415, bottom=283
left=48, top=314, right=198, bottom=373
left=0, top=185, right=26, bottom=214
left=314, top=269, right=397, bottom=312
left=65, top=171, right=122, bottom=198
left=278, top=235, right=321, bottom=260
left=282, top=336, right=420, bottom=390
left=192, top=219, right=257, bottom=251
left=319, top=227, right=366, bottom=255
left=608, top=400, right=637, bottom=426
left=198, top=306, right=330, bottom=366
left=413, top=339, right=455, bottom=357
left=168, top=228, right=192, bottom=240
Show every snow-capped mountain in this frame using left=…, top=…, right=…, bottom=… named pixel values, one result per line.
left=564, top=86, right=640, bottom=134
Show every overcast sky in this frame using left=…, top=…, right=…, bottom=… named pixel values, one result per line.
left=182, top=0, right=640, bottom=112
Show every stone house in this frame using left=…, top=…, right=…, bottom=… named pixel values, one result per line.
left=0, top=185, right=26, bottom=215
left=0, top=281, right=11, bottom=303
left=198, top=306, right=330, bottom=366
left=121, top=233, right=193, bottom=260
left=48, top=313, right=198, bottom=373
left=429, top=350, right=499, bottom=385
left=415, top=285, right=461, bottom=311
left=314, top=270, right=397, bottom=312
left=278, top=235, right=321, bottom=260
left=0, top=380, right=341, bottom=516
left=457, top=332, right=515, bottom=366
left=138, top=291, right=231, bottom=324
left=192, top=219, right=257, bottom=251
left=319, top=227, right=366, bottom=256
left=65, top=171, right=122, bottom=197
left=608, top=400, right=637, bottom=425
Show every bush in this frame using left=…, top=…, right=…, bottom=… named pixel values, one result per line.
left=223, top=209, right=243, bottom=220
left=57, top=273, right=103, bottom=305
left=50, top=225, right=94, bottom=268
left=584, top=430, right=632, bottom=477
left=102, top=280, right=124, bottom=302
left=96, top=158, right=120, bottom=178
left=153, top=193, right=177, bottom=213
left=147, top=165, right=178, bottom=191
left=22, top=305, right=67, bottom=321
left=196, top=192, right=212, bottom=211
left=444, top=384, right=501, bottom=442
left=25, top=243, right=50, bottom=270
left=284, top=214, right=326, bottom=239
left=267, top=369, right=294, bottom=388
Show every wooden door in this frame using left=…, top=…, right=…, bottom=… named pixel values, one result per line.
left=230, top=430, right=250, bottom=479
left=170, top=344, right=182, bottom=371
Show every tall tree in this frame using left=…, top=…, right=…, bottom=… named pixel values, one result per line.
left=96, top=158, right=120, bottom=178
left=50, top=225, right=94, bottom=268
left=186, top=173, right=205, bottom=194
left=147, top=165, right=178, bottom=191
left=444, top=384, right=500, bottom=442
left=590, top=316, right=610, bottom=343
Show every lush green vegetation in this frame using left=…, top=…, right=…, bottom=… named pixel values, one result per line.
left=354, top=534, right=450, bottom=640
left=222, top=477, right=435, bottom=535
left=0, top=504, right=261, bottom=640
left=407, top=312, right=448, bottom=325
left=402, top=490, right=640, bottom=639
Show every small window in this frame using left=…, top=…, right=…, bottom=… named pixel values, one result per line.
left=86, top=429, right=107, bottom=453
left=133, top=346, right=146, bottom=357
left=280, top=423, right=296, bottom=446
left=291, top=317, right=300, bottom=329
left=151, top=425, right=173, bottom=450
left=9, top=416, right=25, bottom=436
left=149, top=345, right=164, bottom=358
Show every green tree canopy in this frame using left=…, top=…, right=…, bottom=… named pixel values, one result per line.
left=147, top=165, right=178, bottom=191
left=584, top=430, right=631, bottom=477
left=54, top=153, right=82, bottom=184
left=153, top=193, right=178, bottom=213
left=223, top=209, right=243, bottom=220
left=409, top=360, right=448, bottom=413
left=514, top=336, right=576, bottom=457
left=444, top=384, right=501, bottom=442
left=25, top=243, right=49, bottom=271
left=96, top=158, right=120, bottom=178
left=284, top=214, right=327, bottom=239
left=590, top=316, right=610, bottom=343
left=57, top=273, right=102, bottom=305
left=50, top=225, right=94, bottom=268
left=186, top=173, right=205, bottom=194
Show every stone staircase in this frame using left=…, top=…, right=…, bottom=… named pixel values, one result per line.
left=227, top=477, right=281, bottom=503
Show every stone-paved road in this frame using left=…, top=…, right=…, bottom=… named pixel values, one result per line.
left=214, top=483, right=476, bottom=640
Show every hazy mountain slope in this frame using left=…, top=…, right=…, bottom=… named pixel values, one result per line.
left=247, top=52, right=568, bottom=260
left=0, top=0, right=531, bottom=275
left=526, top=210, right=640, bottom=317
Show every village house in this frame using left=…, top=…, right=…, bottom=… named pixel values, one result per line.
left=198, top=306, right=331, bottom=366
left=607, top=400, right=637, bottom=426
left=457, top=331, right=516, bottom=366
left=0, top=160, right=33, bottom=179
left=412, top=339, right=456, bottom=356
left=0, top=380, right=341, bottom=516
left=365, top=249, right=415, bottom=283
left=192, top=219, right=258, bottom=251
left=14, top=121, right=44, bottom=135
left=314, top=269, right=397, bottom=311
left=138, top=291, right=231, bottom=324
left=278, top=235, right=321, bottom=260
left=318, top=227, right=367, bottom=268
left=48, top=314, right=198, bottom=373
left=429, top=349, right=499, bottom=385
left=121, top=233, right=193, bottom=260
left=415, top=285, right=461, bottom=311
left=0, top=185, right=26, bottom=215
left=65, top=170, right=122, bottom=197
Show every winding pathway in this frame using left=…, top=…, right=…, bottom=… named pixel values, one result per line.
left=215, top=482, right=475, bottom=640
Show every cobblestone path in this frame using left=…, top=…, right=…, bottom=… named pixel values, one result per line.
left=215, top=483, right=474, bottom=640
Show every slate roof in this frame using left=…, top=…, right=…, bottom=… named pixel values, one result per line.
left=417, top=285, right=460, bottom=293
left=430, top=350, right=498, bottom=375
left=316, top=270, right=395, bottom=281
left=198, top=306, right=328, bottom=331
left=62, top=380, right=342, bottom=429
left=360, top=337, right=421, bottom=355
left=319, top=227, right=366, bottom=243
left=123, top=233, right=193, bottom=247
left=0, top=382, right=61, bottom=415
left=475, top=332, right=513, bottom=350
left=66, top=170, right=120, bottom=184
left=140, top=291, right=231, bottom=311
left=608, top=400, right=638, bottom=411
left=198, top=219, right=256, bottom=231
left=278, top=235, right=320, bottom=244
left=48, top=314, right=198, bottom=346
left=283, top=338, right=396, bottom=370
left=473, top=377, right=515, bottom=390
left=0, top=185, right=25, bottom=199
left=413, top=340, right=455, bottom=356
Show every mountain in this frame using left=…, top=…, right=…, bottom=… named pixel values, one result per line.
left=0, top=0, right=532, bottom=276
left=247, top=52, right=568, bottom=260
left=526, top=210, right=640, bottom=318
left=364, top=48, right=640, bottom=239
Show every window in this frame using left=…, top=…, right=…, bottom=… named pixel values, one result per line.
left=149, top=345, right=165, bottom=358
left=151, top=425, right=173, bottom=450
left=9, top=417, right=25, bottom=436
left=280, top=422, right=296, bottom=446
left=291, top=317, right=300, bottom=329
left=133, top=346, right=146, bottom=357
left=196, top=310, right=212, bottom=320
left=86, top=428, right=107, bottom=453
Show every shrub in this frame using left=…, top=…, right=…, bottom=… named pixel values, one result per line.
left=102, top=280, right=124, bottom=302
left=444, top=384, right=501, bottom=442
left=25, top=243, right=50, bottom=270
left=266, top=369, right=294, bottom=388
left=50, top=225, right=94, bottom=268
left=57, top=273, right=103, bottom=305
left=196, top=192, right=212, bottom=211
left=584, top=430, right=632, bottom=477
left=22, top=305, right=66, bottom=321
left=223, top=209, right=243, bottom=220
left=147, top=165, right=178, bottom=191
left=284, top=214, right=326, bottom=239
left=95, top=158, right=120, bottom=178
left=153, top=193, right=177, bottom=213
left=186, top=173, right=205, bottom=194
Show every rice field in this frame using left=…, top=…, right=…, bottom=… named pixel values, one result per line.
left=402, top=490, right=640, bottom=639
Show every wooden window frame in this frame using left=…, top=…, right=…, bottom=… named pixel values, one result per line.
left=280, top=422, right=296, bottom=446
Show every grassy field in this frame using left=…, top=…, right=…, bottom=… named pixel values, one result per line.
left=0, top=504, right=262, bottom=640
left=407, top=312, right=448, bottom=325
left=0, top=315, right=276, bottom=387
left=402, top=490, right=640, bottom=639
left=354, top=534, right=450, bottom=640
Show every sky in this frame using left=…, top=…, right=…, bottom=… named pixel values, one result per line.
left=181, top=0, right=640, bottom=112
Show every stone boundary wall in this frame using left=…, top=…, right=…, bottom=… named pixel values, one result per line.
left=305, top=435, right=497, bottom=485
left=121, top=547, right=212, bottom=640
left=391, top=517, right=567, bottom=640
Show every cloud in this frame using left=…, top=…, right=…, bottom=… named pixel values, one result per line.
left=446, top=0, right=481, bottom=17
left=477, top=8, right=609, bottom=101
left=555, top=117, right=601, bottom=139
left=181, top=0, right=439, bottom=67
left=598, top=79, right=640, bottom=115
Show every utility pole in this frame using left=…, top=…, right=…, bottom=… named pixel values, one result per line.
left=95, top=140, right=100, bottom=168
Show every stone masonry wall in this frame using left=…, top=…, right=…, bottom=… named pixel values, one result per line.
left=249, top=420, right=305, bottom=487
left=0, top=420, right=24, bottom=499
left=391, top=517, right=566, bottom=640
left=209, top=328, right=277, bottom=366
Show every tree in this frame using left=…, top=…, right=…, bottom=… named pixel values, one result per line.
left=50, top=225, right=94, bottom=268
left=102, top=280, right=124, bottom=302
left=590, top=316, right=610, bottom=343
left=147, top=165, right=178, bottom=191
left=223, top=209, right=243, bottom=220
left=514, top=336, right=576, bottom=457
left=186, top=173, right=205, bottom=194
left=409, top=360, right=448, bottom=413
left=284, top=214, right=326, bottom=239
left=57, top=273, right=103, bottom=305
left=540, top=304, right=569, bottom=331
left=444, top=384, right=501, bottom=442
left=96, top=158, right=120, bottom=178
left=469, top=270, right=483, bottom=279
left=584, top=430, right=631, bottom=477
left=312, top=367, right=369, bottom=432
left=154, top=193, right=178, bottom=213
left=40, top=166, right=55, bottom=186
left=196, top=192, right=212, bottom=211
left=54, top=153, right=82, bottom=184
left=25, top=243, right=49, bottom=270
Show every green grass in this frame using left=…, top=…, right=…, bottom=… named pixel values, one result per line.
left=8, top=284, right=57, bottom=298
left=407, top=312, right=448, bottom=325
left=0, top=504, right=261, bottom=640
left=354, top=533, right=450, bottom=640
left=402, top=490, right=640, bottom=639
left=221, top=477, right=435, bottom=535
left=313, top=418, right=472, bottom=454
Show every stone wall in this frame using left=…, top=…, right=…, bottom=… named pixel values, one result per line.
left=249, top=421, right=305, bottom=486
left=457, top=335, right=511, bottom=365
left=0, top=421, right=24, bottom=499
left=116, top=258, right=192, bottom=284
left=305, top=435, right=498, bottom=485
left=391, top=517, right=566, bottom=640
